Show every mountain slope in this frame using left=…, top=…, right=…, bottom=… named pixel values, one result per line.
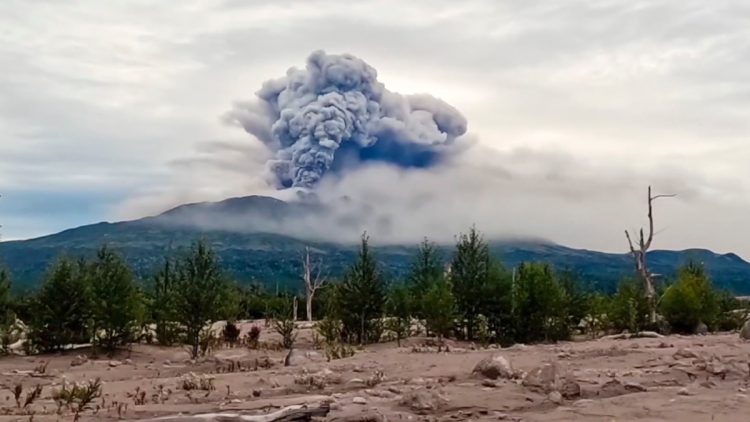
left=1, top=196, right=749, bottom=294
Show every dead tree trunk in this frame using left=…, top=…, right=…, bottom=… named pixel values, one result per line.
left=625, top=186, right=675, bottom=325
left=302, top=246, right=328, bottom=322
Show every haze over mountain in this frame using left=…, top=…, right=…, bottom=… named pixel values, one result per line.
left=2, top=195, right=749, bottom=295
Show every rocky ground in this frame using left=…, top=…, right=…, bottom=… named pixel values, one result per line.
left=0, top=323, right=749, bottom=421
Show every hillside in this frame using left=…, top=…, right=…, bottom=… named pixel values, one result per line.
left=1, top=195, right=749, bottom=293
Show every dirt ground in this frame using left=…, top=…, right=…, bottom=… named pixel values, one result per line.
left=1, top=322, right=749, bottom=421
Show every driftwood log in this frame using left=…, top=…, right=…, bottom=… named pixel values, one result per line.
left=143, top=403, right=330, bottom=422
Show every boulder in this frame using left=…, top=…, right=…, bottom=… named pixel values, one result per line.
left=522, top=362, right=580, bottom=398
left=70, top=355, right=88, bottom=367
left=740, top=320, right=750, bottom=340
left=695, top=322, right=708, bottom=335
left=399, top=389, right=448, bottom=413
left=472, top=354, right=515, bottom=380
left=285, top=349, right=324, bottom=367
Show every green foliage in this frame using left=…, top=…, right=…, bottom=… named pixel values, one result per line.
left=409, top=239, right=443, bottom=317
left=660, top=261, right=720, bottom=333
left=52, top=378, right=102, bottom=416
left=149, top=260, right=181, bottom=346
left=385, top=285, right=412, bottom=346
left=223, top=320, right=241, bottom=346
left=422, top=279, right=456, bottom=343
left=582, top=293, right=611, bottom=338
left=316, top=317, right=342, bottom=344
left=609, top=278, right=650, bottom=333
left=0, top=268, right=16, bottom=353
left=273, top=318, right=297, bottom=349
left=450, top=226, right=492, bottom=340
left=28, top=258, right=92, bottom=352
left=715, top=290, right=747, bottom=331
left=511, top=263, right=570, bottom=343
left=173, top=240, right=230, bottom=358
left=479, top=261, right=513, bottom=344
left=335, top=233, right=387, bottom=344
left=89, top=246, right=143, bottom=354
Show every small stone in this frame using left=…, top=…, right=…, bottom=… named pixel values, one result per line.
left=70, top=355, right=88, bottom=367
left=624, top=382, right=647, bottom=392
left=108, top=360, right=122, bottom=368
left=124, top=359, right=133, bottom=365
left=352, top=396, right=367, bottom=405
left=677, top=388, right=691, bottom=396
left=673, top=348, right=699, bottom=360
left=481, top=380, right=498, bottom=388
left=548, top=391, right=563, bottom=404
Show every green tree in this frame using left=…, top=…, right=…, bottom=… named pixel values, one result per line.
left=422, top=279, right=455, bottom=349
left=28, top=258, right=92, bottom=352
left=149, top=259, right=181, bottom=346
left=408, top=239, right=443, bottom=317
left=609, top=278, right=650, bottom=333
left=89, top=246, right=143, bottom=354
left=0, top=268, right=13, bottom=326
left=479, top=260, right=513, bottom=344
left=335, top=233, right=386, bottom=344
left=511, top=263, right=570, bottom=343
left=660, top=261, right=719, bottom=333
left=450, top=226, right=491, bottom=340
left=0, top=268, right=16, bottom=352
left=385, top=285, right=412, bottom=346
left=173, top=241, right=229, bottom=358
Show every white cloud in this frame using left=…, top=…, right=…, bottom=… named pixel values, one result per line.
left=1, top=0, right=750, bottom=257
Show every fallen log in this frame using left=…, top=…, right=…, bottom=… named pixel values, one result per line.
left=143, top=403, right=330, bottom=422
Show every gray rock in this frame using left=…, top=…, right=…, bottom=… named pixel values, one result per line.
left=472, top=354, right=515, bottom=380
left=522, top=362, right=580, bottom=399
left=548, top=391, right=563, bottom=404
left=696, top=322, right=708, bottom=335
left=352, top=396, right=367, bottom=405
left=70, top=355, right=88, bottom=367
left=740, top=320, right=750, bottom=340
left=399, top=389, right=448, bottom=413
left=284, top=349, right=324, bottom=367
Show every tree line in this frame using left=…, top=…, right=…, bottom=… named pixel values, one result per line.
left=0, top=226, right=745, bottom=358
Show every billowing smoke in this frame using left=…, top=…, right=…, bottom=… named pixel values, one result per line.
left=226, top=50, right=468, bottom=188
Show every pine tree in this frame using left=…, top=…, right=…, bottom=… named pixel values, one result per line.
left=89, top=246, right=143, bottom=354
left=511, top=262, right=570, bottom=343
left=150, top=259, right=181, bottom=346
left=450, top=226, right=491, bottom=340
left=408, top=238, right=443, bottom=318
left=336, top=233, right=386, bottom=344
left=173, top=240, right=228, bottom=358
left=28, top=258, right=92, bottom=352
left=0, top=268, right=15, bottom=352
left=385, top=285, right=412, bottom=346
left=422, top=279, right=455, bottom=349
left=0, top=268, right=12, bottom=326
left=479, top=259, right=513, bottom=344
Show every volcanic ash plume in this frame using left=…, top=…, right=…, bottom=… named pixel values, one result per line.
left=226, top=50, right=468, bottom=188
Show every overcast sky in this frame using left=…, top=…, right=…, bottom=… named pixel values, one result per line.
left=1, top=1, right=749, bottom=256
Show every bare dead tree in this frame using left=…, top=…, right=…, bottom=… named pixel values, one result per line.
left=625, top=186, right=675, bottom=324
left=302, top=246, right=328, bottom=322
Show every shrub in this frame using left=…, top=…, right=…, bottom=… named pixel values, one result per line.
left=660, top=262, right=719, bottom=333
left=273, top=318, right=297, bottom=349
left=243, top=325, right=261, bottom=349
left=223, top=321, right=241, bottom=346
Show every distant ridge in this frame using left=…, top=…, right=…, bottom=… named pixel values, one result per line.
left=1, top=195, right=749, bottom=294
